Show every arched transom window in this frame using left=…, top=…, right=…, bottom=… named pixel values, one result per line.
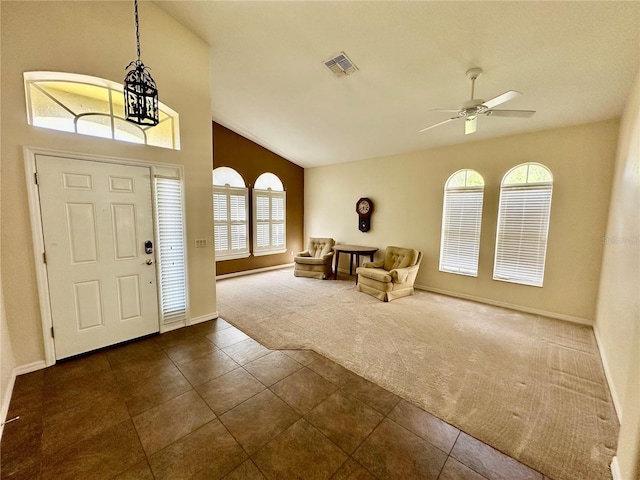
left=24, top=72, right=180, bottom=150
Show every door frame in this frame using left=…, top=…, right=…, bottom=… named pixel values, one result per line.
left=24, top=146, right=188, bottom=367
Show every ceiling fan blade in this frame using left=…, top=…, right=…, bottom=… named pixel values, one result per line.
left=465, top=116, right=477, bottom=135
left=483, top=90, right=521, bottom=109
left=418, top=117, right=459, bottom=133
left=486, top=109, right=536, bottom=118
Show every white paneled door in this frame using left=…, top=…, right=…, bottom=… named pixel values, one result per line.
left=36, top=155, right=159, bottom=359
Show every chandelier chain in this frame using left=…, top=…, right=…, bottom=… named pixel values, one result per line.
left=124, top=0, right=159, bottom=126
left=134, top=0, right=141, bottom=62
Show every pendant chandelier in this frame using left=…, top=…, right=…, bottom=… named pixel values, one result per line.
left=124, top=0, right=159, bottom=126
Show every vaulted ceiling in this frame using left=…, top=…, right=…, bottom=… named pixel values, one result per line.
left=156, top=1, right=640, bottom=168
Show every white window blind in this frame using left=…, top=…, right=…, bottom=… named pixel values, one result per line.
left=494, top=163, right=553, bottom=287
left=213, top=192, right=228, bottom=252
left=154, top=177, right=187, bottom=323
left=253, top=188, right=286, bottom=255
left=439, top=172, right=484, bottom=276
left=212, top=185, right=249, bottom=260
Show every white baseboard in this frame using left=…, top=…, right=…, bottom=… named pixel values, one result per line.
left=216, top=263, right=294, bottom=280
left=160, top=320, right=186, bottom=333
left=1, top=360, right=47, bottom=440
left=159, top=313, right=220, bottom=334
left=415, top=284, right=593, bottom=326
left=15, top=360, right=47, bottom=376
left=189, top=313, right=219, bottom=326
left=593, top=325, right=622, bottom=421
left=337, top=267, right=357, bottom=276
left=0, top=371, right=17, bottom=440
left=610, top=456, right=621, bottom=480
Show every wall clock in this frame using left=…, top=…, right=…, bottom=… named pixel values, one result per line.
left=356, top=197, right=373, bottom=232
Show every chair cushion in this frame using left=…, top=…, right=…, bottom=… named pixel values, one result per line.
left=294, top=256, right=329, bottom=265
left=356, top=267, right=393, bottom=283
left=383, top=246, right=419, bottom=271
left=307, top=237, right=335, bottom=258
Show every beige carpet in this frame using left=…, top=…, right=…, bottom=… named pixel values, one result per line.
left=216, top=268, right=619, bottom=480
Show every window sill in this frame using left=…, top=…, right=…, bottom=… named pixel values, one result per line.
left=439, top=268, right=478, bottom=277
left=253, top=249, right=287, bottom=257
left=493, top=276, right=543, bottom=288
left=215, top=252, right=250, bottom=262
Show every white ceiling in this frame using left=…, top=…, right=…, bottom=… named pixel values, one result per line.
left=156, top=1, right=640, bottom=168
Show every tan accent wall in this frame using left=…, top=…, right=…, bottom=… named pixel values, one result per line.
left=595, top=70, right=639, bottom=480
left=305, top=120, right=618, bottom=322
left=1, top=1, right=215, bottom=366
left=213, top=123, right=304, bottom=275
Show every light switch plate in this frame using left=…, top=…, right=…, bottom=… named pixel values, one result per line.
left=195, top=238, right=207, bottom=248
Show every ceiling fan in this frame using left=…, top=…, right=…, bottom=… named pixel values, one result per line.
left=419, top=68, right=535, bottom=135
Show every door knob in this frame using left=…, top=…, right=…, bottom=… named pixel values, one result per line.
left=145, top=259, right=153, bottom=265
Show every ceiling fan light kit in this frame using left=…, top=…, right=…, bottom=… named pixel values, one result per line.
left=419, top=67, right=535, bottom=135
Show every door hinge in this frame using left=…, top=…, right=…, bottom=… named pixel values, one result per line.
left=43, top=252, right=47, bottom=264
left=35, top=172, right=39, bottom=184
left=51, top=326, right=55, bottom=338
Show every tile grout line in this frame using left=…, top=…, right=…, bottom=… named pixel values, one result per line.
left=115, top=354, right=155, bottom=478
left=218, top=346, right=363, bottom=479
left=122, top=334, right=218, bottom=476
left=128, top=325, right=247, bottom=478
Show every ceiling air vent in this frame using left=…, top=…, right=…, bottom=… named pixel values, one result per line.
left=324, top=52, right=358, bottom=77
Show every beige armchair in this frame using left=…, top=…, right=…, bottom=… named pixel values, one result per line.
left=356, top=246, right=422, bottom=301
left=294, top=237, right=335, bottom=279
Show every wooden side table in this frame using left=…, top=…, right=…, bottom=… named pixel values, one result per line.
left=332, top=245, right=378, bottom=283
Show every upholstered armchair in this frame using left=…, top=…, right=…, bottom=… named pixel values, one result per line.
left=356, top=246, right=422, bottom=301
left=294, top=237, right=335, bottom=279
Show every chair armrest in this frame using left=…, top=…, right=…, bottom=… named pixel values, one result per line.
left=390, top=263, right=420, bottom=283
left=296, top=250, right=311, bottom=257
left=322, top=251, right=334, bottom=261
left=362, top=260, right=384, bottom=268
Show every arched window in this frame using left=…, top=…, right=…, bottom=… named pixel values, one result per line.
left=24, top=72, right=180, bottom=149
left=439, top=169, right=485, bottom=276
left=494, top=163, right=553, bottom=287
left=213, top=167, right=249, bottom=260
left=254, top=172, right=284, bottom=191
left=253, top=173, right=286, bottom=255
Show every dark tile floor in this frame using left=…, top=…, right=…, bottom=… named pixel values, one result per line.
left=1, top=318, right=550, bottom=480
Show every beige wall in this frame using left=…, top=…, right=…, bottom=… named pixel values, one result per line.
left=0, top=1, right=15, bottom=414
left=595, top=70, right=639, bottom=480
left=213, top=123, right=304, bottom=275
left=1, top=2, right=215, bottom=366
left=306, top=120, right=618, bottom=322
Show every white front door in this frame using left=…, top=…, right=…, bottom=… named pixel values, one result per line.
left=36, top=155, right=159, bottom=359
